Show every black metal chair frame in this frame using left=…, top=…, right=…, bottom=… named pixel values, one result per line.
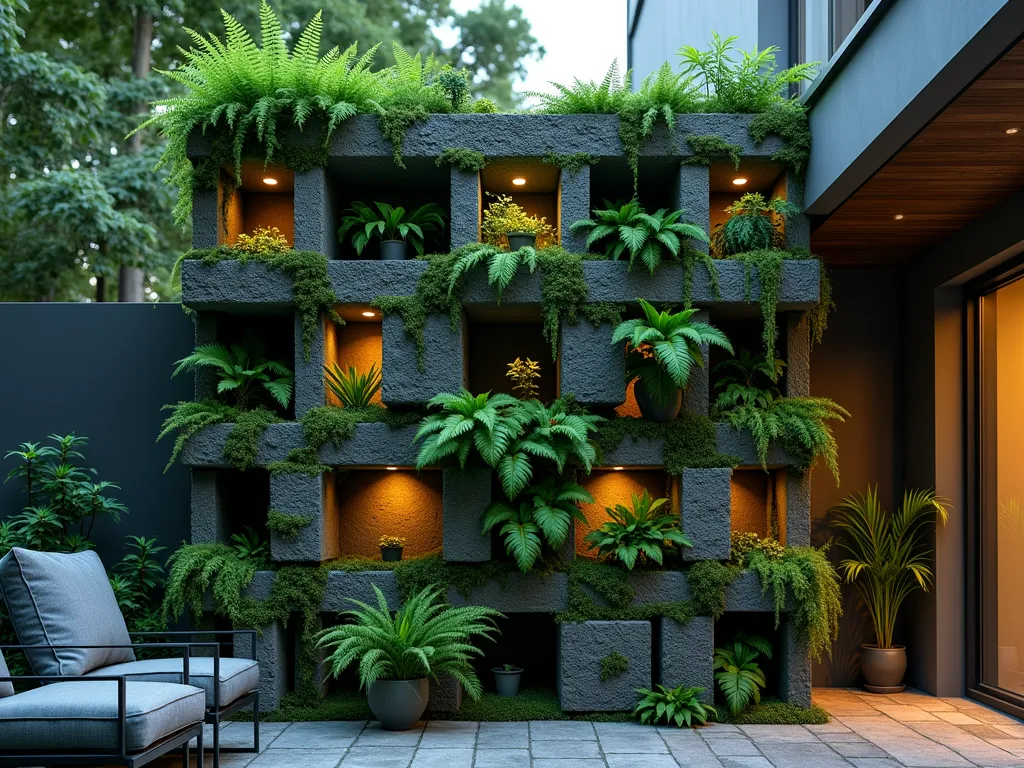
left=0, top=642, right=206, bottom=768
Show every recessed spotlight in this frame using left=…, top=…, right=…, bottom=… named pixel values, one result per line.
left=893, top=214, right=904, bottom=220
left=385, top=466, right=398, bottom=471
left=1007, top=128, right=1020, bottom=135
left=611, top=466, right=625, bottom=471
left=732, top=177, right=748, bottom=186
left=262, top=177, right=278, bottom=186
left=361, top=311, right=376, bottom=318
left=512, top=177, right=526, bottom=186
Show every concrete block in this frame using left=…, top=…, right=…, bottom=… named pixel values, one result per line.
left=674, top=165, right=710, bottom=253
left=450, top=167, right=480, bottom=249
left=724, top=569, right=778, bottom=613
left=780, top=615, right=812, bottom=707
left=298, top=615, right=329, bottom=697
left=321, top=570, right=401, bottom=613
left=559, top=320, right=625, bottom=407
left=461, top=263, right=541, bottom=306
left=784, top=469, right=811, bottom=547
left=785, top=313, right=811, bottom=397
left=659, top=616, right=714, bottom=702
left=783, top=170, right=810, bottom=251
left=193, top=313, right=219, bottom=401
left=331, top=259, right=426, bottom=302
left=192, top=186, right=218, bottom=249
left=254, top=620, right=288, bottom=713
left=682, top=309, right=710, bottom=416
left=679, top=468, right=731, bottom=561
left=269, top=473, right=326, bottom=562
left=293, top=311, right=326, bottom=418
left=558, top=620, right=651, bottom=712
left=559, top=166, right=591, bottom=253
left=442, top=468, right=492, bottom=562
left=715, top=423, right=796, bottom=468
left=181, top=260, right=294, bottom=311
left=190, top=469, right=227, bottom=544
left=428, top=672, right=463, bottom=713
left=626, top=570, right=691, bottom=605
left=598, top=430, right=664, bottom=468
left=447, top=573, right=569, bottom=613
left=381, top=313, right=465, bottom=406
left=293, top=166, right=338, bottom=259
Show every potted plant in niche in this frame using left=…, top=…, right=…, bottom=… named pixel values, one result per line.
left=711, top=192, right=798, bottom=257
left=492, top=663, right=523, bottom=697
left=338, top=201, right=445, bottom=260
left=830, top=486, right=949, bottom=693
left=611, top=299, right=732, bottom=422
left=481, top=193, right=554, bottom=250
left=317, top=584, right=502, bottom=730
left=379, top=535, right=405, bottom=562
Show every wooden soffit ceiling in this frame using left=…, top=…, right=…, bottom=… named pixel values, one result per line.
left=812, top=41, right=1024, bottom=264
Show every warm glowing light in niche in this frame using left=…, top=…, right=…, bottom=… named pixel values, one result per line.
left=1007, top=128, right=1020, bottom=135
left=262, top=177, right=278, bottom=186
left=611, top=466, right=625, bottom=471
left=732, top=177, right=747, bottom=186
left=512, top=177, right=526, bottom=186
left=361, top=311, right=376, bottom=318
left=386, top=466, right=398, bottom=471
left=893, top=214, right=905, bottom=220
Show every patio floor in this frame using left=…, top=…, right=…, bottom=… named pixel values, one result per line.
left=175, top=688, right=1024, bottom=768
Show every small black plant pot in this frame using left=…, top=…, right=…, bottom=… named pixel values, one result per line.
left=860, top=644, right=907, bottom=693
left=634, top=378, right=682, bottom=422
left=380, top=240, right=408, bottom=260
left=507, top=232, right=536, bottom=251
left=367, top=678, right=429, bottom=730
left=492, top=667, right=523, bottom=697
left=380, top=546, right=404, bottom=562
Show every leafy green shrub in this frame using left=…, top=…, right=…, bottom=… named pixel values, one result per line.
left=337, top=202, right=445, bottom=258
left=599, top=651, right=629, bottom=681
left=163, top=542, right=266, bottom=622
left=172, top=337, right=293, bottom=411
left=230, top=526, right=270, bottom=561
left=481, top=193, right=554, bottom=248
left=436, top=66, right=470, bottom=111
left=584, top=489, right=692, bottom=569
left=316, top=584, right=502, bottom=698
left=613, top=299, right=732, bottom=406
left=324, top=363, right=381, bottom=408
left=729, top=531, right=784, bottom=567
left=267, top=509, right=312, bottom=538
left=234, top=226, right=290, bottom=255
left=634, top=684, right=716, bottom=727
left=714, top=632, right=772, bottom=716
left=713, top=349, right=784, bottom=413
left=471, top=98, right=499, bottom=113
left=448, top=242, right=538, bottom=300
left=712, top=193, right=799, bottom=257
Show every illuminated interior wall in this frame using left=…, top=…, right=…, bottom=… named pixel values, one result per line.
left=331, top=470, right=443, bottom=558
left=577, top=470, right=669, bottom=555
left=324, top=318, right=384, bottom=406
left=614, top=378, right=641, bottom=418
left=482, top=192, right=559, bottom=245
left=220, top=176, right=244, bottom=245
left=243, top=193, right=294, bottom=246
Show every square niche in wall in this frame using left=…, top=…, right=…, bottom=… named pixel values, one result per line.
left=466, top=316, right=557, bottom=401
left=323, top=307, right=383, bottom=407
left=731, top=468, right=789, bottom=544
left=212, top=312, right=296, bottom=418
left=219, top=161, right=294, bottom=246
left=589, top=156, right=681, bottom=218
left=577, top=469, right=674, bottom=556
left=709, top=158, right=789, bottom=254
left=328, top=469, right=442, bottom=559
left=480, top=158, right=559, bottom=247
left=329, top=157, right=451, bottom=260
left=215, top=468, right=271, bottom=542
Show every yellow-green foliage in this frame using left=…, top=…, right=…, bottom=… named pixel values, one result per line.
left=481, top=193, right=555, bottom=248
left=233, top=226, right=289, bottom=255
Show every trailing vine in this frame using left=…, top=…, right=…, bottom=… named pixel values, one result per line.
left=158, top=400, right=239, bottom=471
left=683, top=135, right=741, bottom=169
left=266, top=509, right=313, bottom=538
left=223, top=408, right=281, bottom=470
left=436, top=148, right=487, bottom=173
left=748, top=101, right=812, bottom=178
left=180, top=247, right=342, bottom=359
left=538, top=249, right=594, bottom=360
left=681, top=248, right=721, bottom=309
left=596, top=414, right=739, bottom=474
left=542, top=152, right=599, bottom=175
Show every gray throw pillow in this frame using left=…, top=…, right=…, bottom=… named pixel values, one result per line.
left=0, top=548, right=135, bottom=676
left=0, top=650, right=13, bottom=697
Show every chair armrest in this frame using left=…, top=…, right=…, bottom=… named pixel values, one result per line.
left=131, top=629, right=257, bottom=659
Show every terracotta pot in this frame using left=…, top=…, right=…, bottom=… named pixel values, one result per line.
left=380, top=240, right=408, bottom=260
left=507, top=232, right=536, bottom=251
left=492, top=667, right=522, bottom=697
left=634, top=378, right=682, bottom=422
left=367, top=678, right=429, bottom=730
left=380, top=546, right=403, bottom=562
left=861, top=644, right=907, bottom=693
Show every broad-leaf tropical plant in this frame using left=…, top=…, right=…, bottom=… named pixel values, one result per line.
left=316, top=584, right=502, bottom=698
left=172, top=338, right=293, bottom=411
left=324, top=362, right=382, bottom=407
left=634, top=684, right=717, bottom=727
left=584, top=489, right=692, bottom=569
left=714, top=632, right=773, bottom=716
left=337, top=201, right=445, bottom=257
left=830, top=486, right=949, bottom=650
left=612, top=299, right=733, bottom=405
left=482, top=478, right=593, bottom=572
left=713, top=349, right=785, bottom=412
left=712, top=192, right=799, bottom=256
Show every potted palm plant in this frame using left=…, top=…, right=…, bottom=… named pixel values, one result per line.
left=612, top=299, right=732, bottom=422
left=830, top=486, right=949, bottom=693
left=317, top=584, right=502, bottom=730
left=337, top=202, right=445, bottom=260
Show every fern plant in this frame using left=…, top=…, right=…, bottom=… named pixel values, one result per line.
left=584, top=489, right=692, bottom=569
left=634, top=684, right=716, bottom=727
left=324, top=363, right=381, bottom=407
left=447, top=243, right=538, bottom=301
left=337, top=202, right=445, bottom=257
left=163, top=542, right=263, bottom=622
left=230, top=526, right=269, bottom=561
left=612, top=299, right=732, bottom=406
left=712, top=193, right=799, bottom=257
left=713, top=349, right=785, bottom=412
left=316, top=584, right=502, bottom=697
left=157, top=400, right=239, bottom=470
left=528, top=59, right=631, bottom=115
left=714, top=632, right=773, bottom=716
left=482, top=479, right=593, bottom=573
left=172, top=338, right=293, bottom=410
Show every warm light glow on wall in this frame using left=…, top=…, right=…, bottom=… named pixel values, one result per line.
left=732, top=177, right=748, bottom=186
left=578, top=470, right=670, bottom=555
left=512, top=177, right=526, bottom=186
left=262, top=177, right=278, bottom=186
left=361, top=311, right=376, bottom=318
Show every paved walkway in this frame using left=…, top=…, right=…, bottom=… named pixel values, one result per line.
left=189, top=689, right=1024, bottom=768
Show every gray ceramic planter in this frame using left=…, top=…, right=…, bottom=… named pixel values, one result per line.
left=634, top=378, right=682, bottom=423
left=861, top=645, right=907, bottom=693
left=380, top=546, right=403, bottom=562
left=367, top=678, right=430, bottom=730
left=380, top=240, right=408, bottom=260
left=507, top=232, right=536, bottom=251
left=492, top=667, right=522, bottom=697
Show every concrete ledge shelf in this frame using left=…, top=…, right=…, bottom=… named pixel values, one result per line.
left=599, top=423, right=799, bottom=469
left=726, top=569, right=785, bottom=612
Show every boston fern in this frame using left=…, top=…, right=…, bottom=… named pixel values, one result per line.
left=714, top=632, right=773, bottom=716
left=712, top=192, right=799, bottom=257
left=613, top=299, right=732, bottom=405
left=337, top=202, right=445, bottom=257
left=634, top=684, right=716, bottom=728
left=713, top=349, right=785, bottom=412
left=584, top=489, right=692, bottom=569
left=172, top=338, right=293, bottom=411
left=316, top=584, right=502, bottom=697
left=483, top=478, right=593, bottom=573
left=448, top=243, right=538, bottom=301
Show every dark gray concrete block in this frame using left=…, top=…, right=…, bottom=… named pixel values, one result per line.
left=725, top=569, right=779, bottom=613
left=627, top=570, right=692, bottom=605
left=269, top=472, right=325, bottom=562
left=254, top=620, right=288, bottom=713
left=442, top=468, right=492, bottom=562
left=559, top=320, right=625, bottom=407
left=679, top=468, right=732, bottom=561
left=560, top=166, right=591, bottom=253
left=598, top=433, right=664, bottom=468
left=193, top=312, right=219, bottom=401
left=783, top=170, right=810, bottom=251
left=785, top=313, right=811, bottom=397
left=460, top=263, right=541, bottom=306
left=428, top=672, right=463, bottom=713
left=558, top=620, right=651, bottom=712
left=332, top=259, right=426, bottom=302
left=682, top=309, right=710, bottom=416
left=321, top=570, right=401, bottom=613
left=294, top=167, right=338, bottom=259
left=784, top=469, right=811, bottom=547
left=190, top=469, right=226, bottom=544
left=659, top=616, right=714, bottom=702
left=181, top=260, right=294, bottom=311
left=780, top=616, right=812, bottom=707
left=450, top=167, right=480, bottom=249
left=715, top=423, right=796, bottom=468
left=382, top=313, right=465, bottom=405
left=192, top=186, right=218, bottom=249
left=447, top=573, right=569, bottom=613
left=293, top=311, right=325, bottom=418
left=675, top=165, right=710, bottom=254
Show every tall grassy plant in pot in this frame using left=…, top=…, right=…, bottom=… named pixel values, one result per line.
left=317, top=584, right=502, bottom=729
left=612, top=299, right=732, bottom=422
left=830, top=486, right=949, bottom=693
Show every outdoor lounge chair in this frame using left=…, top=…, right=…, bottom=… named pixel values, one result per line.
left=0, top=646, right=205, bottom=767
left=0, top=547, right=260, bottom=768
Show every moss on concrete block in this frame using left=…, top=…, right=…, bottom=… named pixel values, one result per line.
left=558, top=620, right=651, bottom=712
left=269, top=473, right=325, bottom=562
left=381, top=313, right=465, bottom=406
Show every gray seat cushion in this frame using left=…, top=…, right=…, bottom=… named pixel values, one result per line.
left=0, top=650, right=13, bottom=697
left=0, top=548, right=134, bottom=676
left=87, top=657, right=259, bottom=708
left=0, top=680, right=205, bottom=752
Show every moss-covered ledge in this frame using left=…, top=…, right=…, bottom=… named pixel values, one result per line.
left=598, top=423, right=799, bottom=469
